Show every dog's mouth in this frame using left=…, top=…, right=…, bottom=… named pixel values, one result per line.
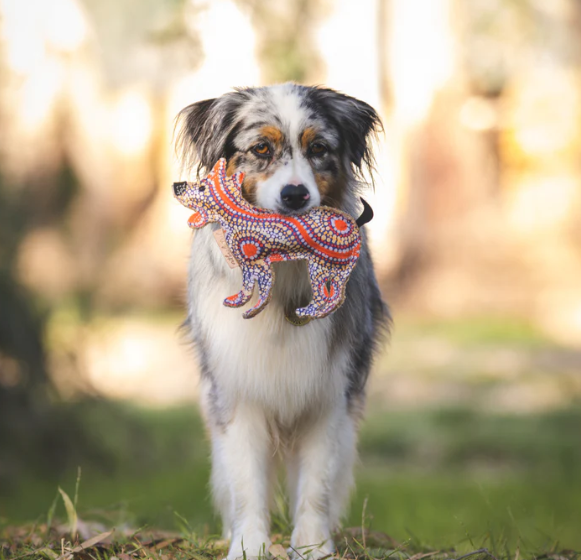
left=273, top=204, right=316, bottom=216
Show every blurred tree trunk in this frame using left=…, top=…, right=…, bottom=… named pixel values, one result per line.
left=393, top=90, right=499, bottom=285
left=386, top=0, right=500, bottom=308
left=0, top=102, right=103, bottom=485
left=0, top=177, right=63, bottom=482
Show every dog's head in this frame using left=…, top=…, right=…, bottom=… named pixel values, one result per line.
left=176, top=84, right=381, bottom=213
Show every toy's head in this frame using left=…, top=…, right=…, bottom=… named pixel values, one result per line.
left=173, top=162, right=246, bottom=228
left=172, top=178, right=212, bottom=228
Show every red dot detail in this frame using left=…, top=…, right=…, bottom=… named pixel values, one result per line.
left=242, top=243, right=258, bottom=258
left=188, top=212, right=204, bottom=226
left=323, top=283, right=336, bottom=298
left=334, top=219, right=348, bottom=232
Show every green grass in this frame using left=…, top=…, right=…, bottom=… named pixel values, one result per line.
left=351, top=473, right=581, bottom=551
left=391, top=316, right=552, bottom=348
left=358, top=407, right=581, bottom=474
left=2, top=403, right=581, bottom=557
left=2, top=520, right=548, bottom=560
left=354, top=407, right=581, bottom=551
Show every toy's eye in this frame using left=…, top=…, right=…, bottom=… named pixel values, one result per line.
left=252, top=143, right=271, bottom=157
left=310, top=142, right=328, bottom=156
left=199, top=185, right=206, bottom=192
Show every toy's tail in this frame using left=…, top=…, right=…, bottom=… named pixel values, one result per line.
left=356, top=198, right=374, bottom=227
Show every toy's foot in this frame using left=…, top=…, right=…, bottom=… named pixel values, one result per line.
left=224, top=290, right=252, bottom=308
left=295, top=302, right=336, bottom=320
left=242, top=298, right=268, bottom=319
left=295, top=303, right=318, bottom=319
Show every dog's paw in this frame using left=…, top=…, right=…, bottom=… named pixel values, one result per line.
left=289, top=525, right=334, bottom=560
left=287, top=542, right=335, bottom=560
left=227, top=533, right=271, bottom=560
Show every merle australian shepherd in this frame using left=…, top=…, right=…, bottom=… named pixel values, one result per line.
left=176, top=83, right=389, bottom=560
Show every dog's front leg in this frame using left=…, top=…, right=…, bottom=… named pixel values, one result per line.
left=289, top=403, right=357, bottom=559
left=212, top=403, right=273, bottom=560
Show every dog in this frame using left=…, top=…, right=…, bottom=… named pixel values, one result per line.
left=173, top=159, right=375, bottom=320
left=176, top=83, right=389, bottom=559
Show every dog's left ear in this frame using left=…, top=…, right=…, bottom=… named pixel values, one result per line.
left=309, top=88, right=382, bottom=175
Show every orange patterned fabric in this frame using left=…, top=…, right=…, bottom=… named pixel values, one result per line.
left=173, top=159, right=364, bottom=320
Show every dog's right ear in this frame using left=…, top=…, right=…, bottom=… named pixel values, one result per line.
left=176, top=91, right=250, bottom=175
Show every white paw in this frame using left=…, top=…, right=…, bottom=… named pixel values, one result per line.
left=287, top=542, right=335, bottom=560
left=290, top=524, right=334, bottom=560
left=227, top=533, right=272, bottom=560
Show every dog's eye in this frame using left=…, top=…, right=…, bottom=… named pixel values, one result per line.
left=252, top=143, right=271, bottom=157
left=310, top=142, right=328, bottom=156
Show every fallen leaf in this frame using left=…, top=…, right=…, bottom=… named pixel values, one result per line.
left=154, top=538, right=182, bottom=550
left=55, top=529, right=115, bottom=560
left=269, top=543, right=290, bottom=560
left=210, top=539, right=229, bottom=548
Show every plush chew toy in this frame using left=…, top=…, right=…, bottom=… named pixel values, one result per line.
left=173, top=159, right=373, bottom=321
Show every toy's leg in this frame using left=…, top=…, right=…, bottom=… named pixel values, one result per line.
left=296, top=264, right=345, bottom=319
left=223, top=266, right=256, bottom=308
left=242, top=263, right=274, bottom=319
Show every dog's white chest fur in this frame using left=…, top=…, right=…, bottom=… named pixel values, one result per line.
left=188, top=229, right=347, bottom=425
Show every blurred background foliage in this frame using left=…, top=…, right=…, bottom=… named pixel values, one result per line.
left=0, top=0, right=581, bottom=551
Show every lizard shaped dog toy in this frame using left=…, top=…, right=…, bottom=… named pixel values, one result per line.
left=173, top=159, right=373, bottom=320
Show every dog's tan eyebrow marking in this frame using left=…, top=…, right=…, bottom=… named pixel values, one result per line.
left=259, top=126, right=284, bottom=150
left=313, top=171, right=331, bottom=196
left=314, top=170, right=347, bottom=208
left=300, top=127, right=318, bottom=150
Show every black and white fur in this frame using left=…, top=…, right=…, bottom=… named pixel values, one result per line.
left=177, top=83, right=389, bottom=560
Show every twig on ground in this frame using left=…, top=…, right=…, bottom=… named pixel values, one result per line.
left=408, top=551, right=441, bottom=560
left=452, top=548, right=500, bottom=560
left=288, top=545, right=306, bottom=560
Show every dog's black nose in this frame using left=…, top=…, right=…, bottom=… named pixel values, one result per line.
left=281, top=184, right=310, bottom=210
left=173, top=181, right=188, bottom=196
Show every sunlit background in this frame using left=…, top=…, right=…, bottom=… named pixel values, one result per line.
left=1, top=0, right=580, bottom=552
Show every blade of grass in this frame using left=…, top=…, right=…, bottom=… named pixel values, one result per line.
left=58, top=488, right=78, bottom=540
left=46, top=490, right=60, bottom=535
left=73, top=468, right=82, bottom=512
left=361, top=496, right=369, bottom=550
